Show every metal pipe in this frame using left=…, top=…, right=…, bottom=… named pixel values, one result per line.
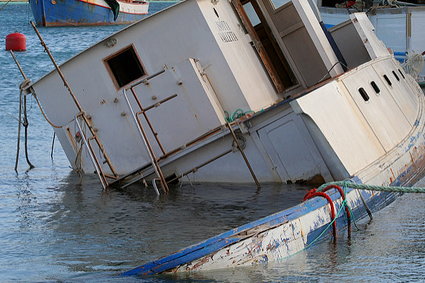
left=130, top=88, right=166, bottom=155
left=159, top=127, right=224, bottom=161
left=9, top=50, right=27, bottom=80
left=123, top=90, right=169, bottom=193
left=31, top=21, right=117, bottom=178
left=30, top=21, right=84, bottom=113
left=76, top=118, right=108, bottom=190
left=227, top=122, right=261, bottom=188
left=167, top=149, right=233, bottom=184
left=127, top=68, right=166, bottom=89
left=142, top=94, right=178, bottom=112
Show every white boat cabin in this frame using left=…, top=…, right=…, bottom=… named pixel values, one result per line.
left=30, top=0, right=424, bottom=189
left=316, top=0, right=425, bottom=81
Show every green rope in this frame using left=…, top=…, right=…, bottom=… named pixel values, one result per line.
left=280, top=199, right=348, bottom=262
left=281, top=179, right=423, bottom=261
left=304, top=199, right=347, bottom=249
left=317, top=181, right=425, bottom=193
left=224, top=109, right=254, bottom=122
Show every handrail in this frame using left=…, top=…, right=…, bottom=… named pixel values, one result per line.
left=75, top=117, right=109, bottom=189
left=122, top=89, right=169, bottom=193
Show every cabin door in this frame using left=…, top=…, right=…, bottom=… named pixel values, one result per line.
left=259, top=0, right=336, bottom=87
left=231, top=0, right=297, bottom=93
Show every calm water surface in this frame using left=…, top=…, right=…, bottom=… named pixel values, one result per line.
left=1, top=3, right=425, bottom=282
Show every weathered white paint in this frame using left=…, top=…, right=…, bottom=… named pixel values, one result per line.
left=29, top=0, right=425, bottom=186
left=320, top=6, right=425, bottom=81
left=171, top=188, right=376, bottom=272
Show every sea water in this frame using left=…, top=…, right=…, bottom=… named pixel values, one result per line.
left=1, top=2, right=425, bottom=282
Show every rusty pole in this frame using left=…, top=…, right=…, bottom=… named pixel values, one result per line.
left=226, top=122, right=261, bottom=188
left=30, top=21, right=118, bottom=182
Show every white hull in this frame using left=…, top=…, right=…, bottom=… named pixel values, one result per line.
left=28, top=0, right=425, bottom=190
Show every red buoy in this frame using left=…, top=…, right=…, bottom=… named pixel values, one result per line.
left=5, top=33, right=26, bottom=51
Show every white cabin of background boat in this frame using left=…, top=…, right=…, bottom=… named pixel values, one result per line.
left=29, top=0, right=421, bottom=186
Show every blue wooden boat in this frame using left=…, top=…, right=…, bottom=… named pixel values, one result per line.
left=29, top=0, right=149, bottom=27
left=120, top=180, right=408, bottom=275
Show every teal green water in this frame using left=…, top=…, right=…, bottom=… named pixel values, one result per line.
left=1, top=3, right=425, bottom=282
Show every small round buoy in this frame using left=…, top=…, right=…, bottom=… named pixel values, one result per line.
left=5, top=33, right=26, bottom=51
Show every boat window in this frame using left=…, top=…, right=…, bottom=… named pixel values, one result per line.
left=269, top=0, right=290, bottom=10
left=358, top=87, right=369, bottom=102
left=383, top=74, right=392, bottom=86
left=213, top=8, right=219, bottom=18
left=243, top=2, right=261, bottom=27
left=398, top=69, right=405, bottom=79
left=392, top=70, right=400, bottom=82
left=105, top=45, right=145, bottom=88
left=370, top=81, right=380, bottom=94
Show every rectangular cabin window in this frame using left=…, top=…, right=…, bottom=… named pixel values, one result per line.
left=269, top=0, right=290, bottom=10
left=105, top=46, right=145, bottom=88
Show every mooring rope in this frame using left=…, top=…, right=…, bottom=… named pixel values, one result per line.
left=302, top=179, right=425, bottom=242
left=317, top=181, right=425, bottom=193
left=224, top=109, right=254, bottom=122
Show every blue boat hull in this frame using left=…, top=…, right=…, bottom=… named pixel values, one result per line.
left=29, top=0, right=148, bottom=27
left=121, top=182, right=400, bottom=276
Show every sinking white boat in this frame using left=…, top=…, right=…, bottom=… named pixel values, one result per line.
left=317, top=0, right=425, bottom=82
left=24, top=0, right=425, bottom=275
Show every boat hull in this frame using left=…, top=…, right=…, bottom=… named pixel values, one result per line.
left=29, top=0, right=149, bottom=27
left=121, top=183, right=399, bottom=275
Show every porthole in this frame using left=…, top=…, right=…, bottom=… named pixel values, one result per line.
left=359, top=87, right=369, bottom=102
left=392, top=70, right=400, bottom=81
left=383, top=74, right=392, bottom=86
left=370, top=81, right=380, bottom=94
left=213, top=8, right=219, bottom=18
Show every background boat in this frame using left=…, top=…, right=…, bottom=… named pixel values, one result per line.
left=29, top=0, right=149, bottom=27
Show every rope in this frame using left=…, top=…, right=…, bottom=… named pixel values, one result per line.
left=322, top=184, right=351, bottom=230
left=224, top=109, right=254, bottom=122
left=304, top=191, right=337, bottom=240
left=317, top=181, right=425, bottom=193
left=14, top=87, right=23, bottom=172
left=15, top=80, right=35, bottom=171
left=290, top=179, right=424, bottom=260
left=32, top=92, right=64, bottom=128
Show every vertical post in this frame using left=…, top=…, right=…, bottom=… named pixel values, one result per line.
left=226, top=122, right=261, bottom=188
